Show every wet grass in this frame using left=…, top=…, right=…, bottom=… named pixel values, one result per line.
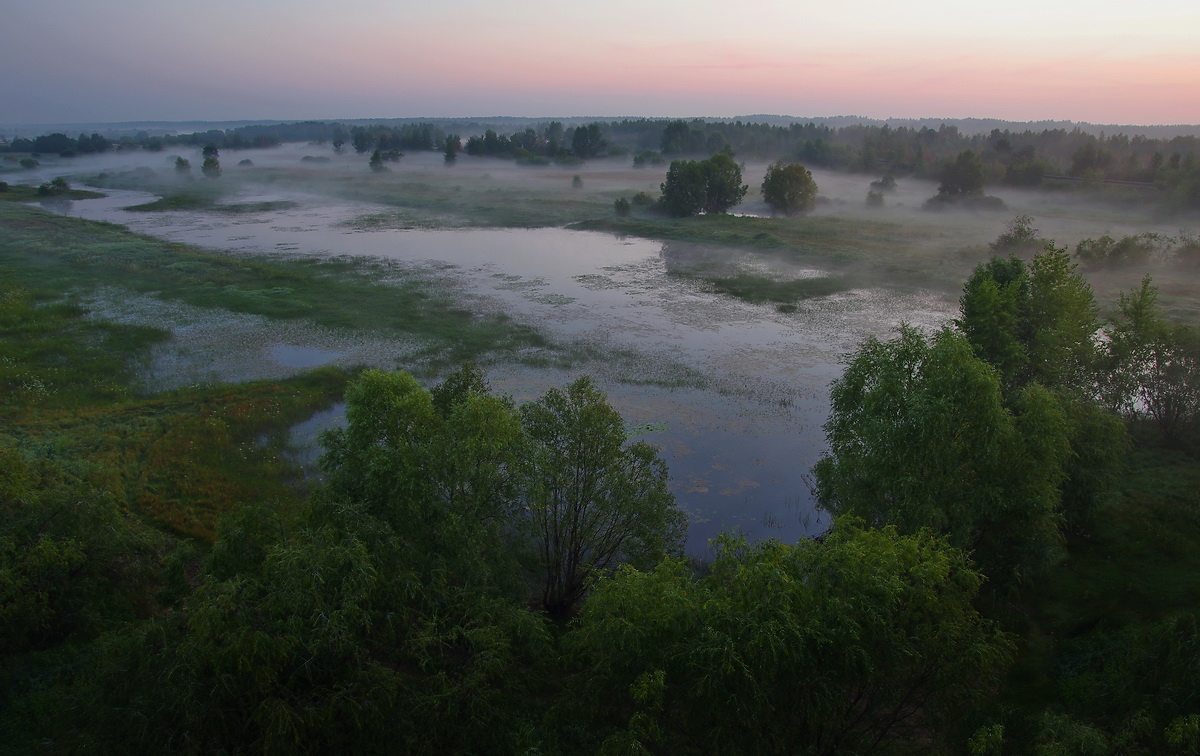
left=574, top=213, right=981, bottom=293
left=0, top=203, right=550, bottom=368
left=1, top=272, right=353, bottom=540
left=124, top=195, right=299, bottom=213
left=0, top=184, right=106, bottom=202
left=7, top=367, right=350, bottom=541
left=0, top=288, right=169, bottom=414
left=252, top=167, right=613, bottom=228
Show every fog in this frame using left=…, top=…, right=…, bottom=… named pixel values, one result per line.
left=10, top=139, right=1198, bottom=551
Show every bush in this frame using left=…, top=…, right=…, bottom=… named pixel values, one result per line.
left=990, top=214, right=1044, bottom=252
left=36, top=177, right=70, bottom=196
left=614, top=197, right=631, bottom=216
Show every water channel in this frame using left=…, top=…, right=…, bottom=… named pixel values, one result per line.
left=36, top=154, right=956, bottom=554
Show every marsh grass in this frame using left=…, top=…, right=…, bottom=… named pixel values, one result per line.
left=2, top=270, right=352, bottom=539
left=124, top=195, right=299, bottom=213
left=0, top=184, right=105, bottom=203
left=0, top=203, right=549, bottom=367
left=705, top=273, right=856, bottom=305
left=8, top=368, right=350, bottom=540
left=251, top=167, right=610, bottom=228
left=0, top=287, right=170, bottom=412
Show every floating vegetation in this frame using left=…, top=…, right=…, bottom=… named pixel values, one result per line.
left=573, top=273, right=621, bottom=290
left=625, top=421, right=669, bottom=438
left=529, top=292, right=575, bottom=305
left=338, top=210, right=451, bottom=231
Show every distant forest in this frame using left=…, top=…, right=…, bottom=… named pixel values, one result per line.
left=4, top=116, right=1200, bottom=211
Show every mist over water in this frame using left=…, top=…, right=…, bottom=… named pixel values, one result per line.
left=26, top=142, right=1193, bottom=553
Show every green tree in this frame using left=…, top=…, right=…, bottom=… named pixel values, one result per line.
left=990, top=214, right=1043, bottom=252
left=814, top=327, right=1070, bottom=584
left=174, top=156, right=192, bottom=175
left=958, top=246, right=1099, bottom=397
left=571, top=123, right=605, bottom=158
left=570, top=518, right=1014, bottom=754
left=368, top=149, right=387, bottom=172
left=760, top=161, right=818, bottom=215
left=1026, top=245, right=1099, bottom=394
left=520, top=377, right=684, bottom=618
left=938, top=149, right=986, bottom=197
left=1105, top=277, right=1200, bottom=442
left=701, top=153, right=747, bottom=213
left=659, top=159, right=707, bottom=216
left=201, top=156, right=221, bottom=179
left=659, top=155, right=746, bottom=217
left=958, top=254, right=1030, bottom=392
left=319, top=367, right=527, bottom=589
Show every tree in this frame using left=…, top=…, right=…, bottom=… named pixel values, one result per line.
left=519, top=377, right=684, bottom=618
left=761, top=161, right=818, bottom=215
left=659, top=159, right=707, bottom=216
left=939, top=150, right=986, bottom=197
left=958, top=254, right=1030, bottom=392
left=571, top=519, right=1014, bottom=754
left=1105, top=277, right=1200, bottom=442
left=701, top=153, right=747, bottom=213
left=958, top=246, right=1098, bottom=397
left=814, top=326, right=1070, bottom=584
left=443, top=134, right=459, bottom=165
left=1026, top=245, right=1099, bottom=394
left=201, top=156, right=221, bottom=179
left=174, top=156, right=191, bottom=175
left=319, top=367, right=526, bottom=587
left=990, top=214, right=1043, bottom=252
left=660, top=155, right=747, bottom=217
left=201, top=143, right=219, bottom=159
left=571, top=123, right=605, bottom=159
left=368, top=149, right=387, bottom=172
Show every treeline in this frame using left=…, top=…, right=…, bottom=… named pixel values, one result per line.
left=6, top=117, right=1200, bottom=209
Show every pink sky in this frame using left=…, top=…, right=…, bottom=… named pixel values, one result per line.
left=3, top=0, right=1197, bottom=125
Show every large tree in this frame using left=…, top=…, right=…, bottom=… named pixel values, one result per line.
left=659, top=154, right=747, bottom=217
left=761, top=161, right=818, bottom=215
left=520, top=376, right=684, bottom=617
left=958, top=246, right=1099, bottom=397
left=571, top=519, right=1014, bottom=754
left=814, top=326, right=1070, bottom=584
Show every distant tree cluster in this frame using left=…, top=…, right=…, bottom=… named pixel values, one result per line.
left=462, top=121, right=611, bottom=163
left=7, top=116, right=1200, bottom=210
left=349, top=123, right=440, bottom=155
left=761, top=161, right=818, bottom=215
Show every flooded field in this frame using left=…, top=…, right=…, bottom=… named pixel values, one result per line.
left=29, top=148, right=966, bottom=553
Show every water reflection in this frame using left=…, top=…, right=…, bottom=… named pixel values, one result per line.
left=52, top=185, right=955, bottom=554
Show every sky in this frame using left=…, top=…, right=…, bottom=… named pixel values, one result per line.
left=3, top=0, right=1199, bottom=126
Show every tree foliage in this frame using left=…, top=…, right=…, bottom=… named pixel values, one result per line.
left=659, top=154, right=747, bottom=217
left=520, top=376, right=684, bottom=617
left=570, top=519, right=1014, bottom=754
left=761, top=161, right=818, bottom=215
left=1104, top=277, right=1200, bottom=441
left=814, top=326, right=1070, bottom=583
